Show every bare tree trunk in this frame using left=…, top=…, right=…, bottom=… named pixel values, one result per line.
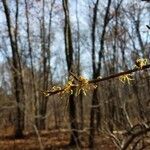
left=2, top=0, right=25, bottom=138
left=89, top=87, right=99, bottom=147
left=37, top=0, right=54, bottom=129
left=62, top=0, right=80, bottom=146
left=89, top=0, right=100, bottom=147
left=24, top=0, right=39, bottom=128
left=75, top=0, right=84, bottom=130
left=89, top=0, right=111, bottom=147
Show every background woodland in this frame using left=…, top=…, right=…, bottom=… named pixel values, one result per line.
left=0, top=0, right=150, bottom=149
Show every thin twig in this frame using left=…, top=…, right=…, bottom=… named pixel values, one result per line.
left=42, top=64, right=150, bottom=96
left=70, top=72, right=80, bottom=81
left=89, top=64, right=150, bottom=83
left=33, top=125, right=44, bottom=150
left=121, top=126, right=150, bottom=150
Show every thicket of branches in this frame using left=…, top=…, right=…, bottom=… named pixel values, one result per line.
left=0, top=0, right=150, bottom=149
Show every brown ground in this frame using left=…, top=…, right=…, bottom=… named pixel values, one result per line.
left=0, top=127, right=117, bottom=150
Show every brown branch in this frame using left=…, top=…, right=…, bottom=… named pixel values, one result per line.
left=89, top=64, right=150, bottom=83
left=121, top=126, right=150, bottom=150
left=70, top=72, right=80, bottom=81
left=42, top=89, right=64, bottom=96
left=42, top=64, right=150, bottom=96
left=146, top=25, right=150, bottom=29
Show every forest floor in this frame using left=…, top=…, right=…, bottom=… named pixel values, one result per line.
left=0, top=127, right=117, bottom=150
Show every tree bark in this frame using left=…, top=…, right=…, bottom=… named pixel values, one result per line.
left=2, top=0, right=25, bottom=138
left=62, top=0, right=80, bottom=146
left=37, top=0, right=54, bottom=129
left=75, top=0, right=84, bottom=130
left=24, top=0, right=39, bottom=128
left=89, top=0, right=111, bottom=147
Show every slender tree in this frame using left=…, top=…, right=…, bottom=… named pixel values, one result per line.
left=24, top=0, right=39, bottom=128
left=2, top=0, right=25, bottom=138
left=89, top=0, right=100, bottom=148
left=62, top=0, right=80, bottom=146
left=89, top=0, right=112, bottom=147
left=75, top=0, right=84, bottom=130
left=37, top=0, right=54, bottom=129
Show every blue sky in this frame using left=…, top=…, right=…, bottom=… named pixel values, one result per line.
left=0, top=0, right=149, bottom=82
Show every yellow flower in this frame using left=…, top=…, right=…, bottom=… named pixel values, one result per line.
left=43, top=91, right=50, bottom=97
left=135, top=58, right=148, bottom=69
left=119, top=74, right=134, bottom=84
left=76, top=76, right=97, bottom=96
left=51, top=86, right=61, bottom=91
left=61, top=79, right=74, bottom=95
left=43, top=86, right=62, bottom=97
